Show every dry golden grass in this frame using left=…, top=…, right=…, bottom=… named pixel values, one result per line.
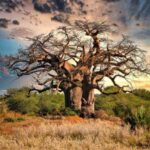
left=0, top=115, right=150, bottom=150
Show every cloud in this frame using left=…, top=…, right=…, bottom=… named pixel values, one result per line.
left=0, top=75, right=33, bottom=90
left=0, top=29, right=9, bottom=39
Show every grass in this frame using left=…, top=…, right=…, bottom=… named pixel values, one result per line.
left=0, top=119, right=149, bottom=150
left=4, top=117, right=25, bottom=122
left=0, top=87, right=150, bottom=149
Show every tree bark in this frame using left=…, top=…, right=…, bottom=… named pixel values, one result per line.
left=81, top=88, right=95, bottom=118
left=64, top=89, right=72, bottom=108
left=64, top=86, right=82, bottom=111
left=70, top=86, right=82, bottom=110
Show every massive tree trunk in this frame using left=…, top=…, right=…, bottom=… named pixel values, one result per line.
left=64, top=89, right=72, bottom=108
left=71, top=86, right=83, bottom=110
left=64, top=86, right=82, bottom=111
left=64, top=85, right=95, bottom=117
left=81, top=87, right=95, bottom=118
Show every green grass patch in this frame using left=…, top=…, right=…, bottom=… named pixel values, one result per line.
left=4, top=117, right=25, bottom=122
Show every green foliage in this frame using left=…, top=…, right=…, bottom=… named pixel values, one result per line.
left=16, top=117, right=25, bottom=121
left=38, top=93, right=64, bottom=116
left=5, top=88, right=64, bottom=115
left=103, top=86, right=119, bottom=94
left=2, top=87, right=150, bottom=127
left=133, top=89, right=150, bottom=100
left=7, top=88, right=39, bottom=114
left=4, top=117, right=25, bottom=122
left=96, top=91, right=150, bottom=127
left=135, top=106, right=146, bottom=126
left=61, top=107, right=77, bottom=116
left=113, top=103, right=130, bottom=118
left=123, top=106, right=150, bottom=129
left=134, top=106, right=150, bottom=127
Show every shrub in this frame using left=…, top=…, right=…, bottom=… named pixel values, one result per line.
left=7, top=96, right=39, bottom=114
left=61, top=107, right=77, bottom=116
left=38, top=93, right=64, bottom=116
left=6, top=88, right=64, bottom=115
left=103, top=86, right=119, bottom=94
left=133, top=89, right=150, bottom=100
left=38, top=97, right=53, bottom=115
left=95, top=90, right=150, bottom=127
left=4, top=117, right=16, bottom=122
left=16, top=117, right=25, bottom=121
left=124, top=106, right=150, bottom=129
left=135, top=106, right=147, bottom=126
left=4, top=117, right=25, bottom=122
left=6, top=88, right=39, bottom=114
left=135, top=106, right=150, bottom=127
left=113, top=103, right=130, bottom=118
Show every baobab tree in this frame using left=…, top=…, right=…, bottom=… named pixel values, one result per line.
left=9, top=20, right=149, bottom=117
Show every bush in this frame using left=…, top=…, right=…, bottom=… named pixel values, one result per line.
left=16, top=117, right=25, bottom=121
left=124, top=106, right=150, bottom=129
left=135, top=106, right=147, bottom=126
left=133, top=89, right=150, bottom=100
left=113, top=103, right=130, bottom=118
left=95, top=90, right=150, bottom=128
left=61, top=107, right=77, bottom=116
left=6, top=88, right=64, bottom=115
left=135, top=106, right=150, bottom=127
left=7, top=95, right=39, bottom=114
left=103, top=86, right=119, bottom=94
left=4, top=117, right=25, bottom=122
left=38, top=97, right=53, bottom=115
left=38, top=93, right=64, bottom=116
left=6, top=88, right=39, bottom=114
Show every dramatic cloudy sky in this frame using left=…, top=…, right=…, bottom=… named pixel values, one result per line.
left=0, top=0, right=150, bottom=93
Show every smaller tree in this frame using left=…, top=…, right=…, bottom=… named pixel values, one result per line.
left=9, top=20, right=149, bottom=117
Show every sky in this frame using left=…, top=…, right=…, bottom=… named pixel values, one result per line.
left=0, top=0, right=150, bottom=93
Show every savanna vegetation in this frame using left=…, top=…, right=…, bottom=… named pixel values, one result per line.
left=1, top=20, right=150, bottom=149
left=0, top=87, right=150, bottom=128
left=0, top=120, right=150, bottom=150
left=0, top=87, right=150, bottom=150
